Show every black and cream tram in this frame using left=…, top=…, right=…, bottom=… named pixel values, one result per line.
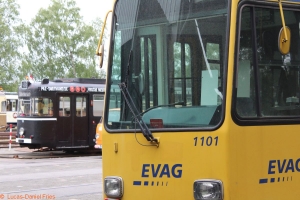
left=0, top=92, right=18, bottom=130
left=16, top=78, right=105, bottom=151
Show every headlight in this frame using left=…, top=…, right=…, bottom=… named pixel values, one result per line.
left=95, top=134, right=99, bottom=139
left=104, top=176, right=124, bottom=198
left=194, top=179, right=223, bottom=200
left=19, top=127, right=25, bottom=136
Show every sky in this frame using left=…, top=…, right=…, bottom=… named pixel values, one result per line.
left=16, top=0, right=114, bottom=24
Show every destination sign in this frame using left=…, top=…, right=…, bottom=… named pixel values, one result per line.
left=86, top=87, right=105, bottom=92
left=39, top=86, right=105, bottom=92
left=41, top=87, right=68, bottom=91
left=19, top=92, right=31, bottom=97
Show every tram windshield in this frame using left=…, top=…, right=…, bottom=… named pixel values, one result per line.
left=106, top=0, right=228, bottom=130
left=18, top=97, right=53, bottom=117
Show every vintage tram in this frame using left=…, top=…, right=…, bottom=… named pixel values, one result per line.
left=16, top=78, right=105, bottom=151
left=0, top=92, right=18, bottom=130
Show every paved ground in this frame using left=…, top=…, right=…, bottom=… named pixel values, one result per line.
left=0, top=147, right=98, bottom=159
left=0, top=147, right=59, bottom=159
left=0, top=148, right=103, bottom=199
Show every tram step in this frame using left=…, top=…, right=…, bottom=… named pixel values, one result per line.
left=0, top=140, right=18, bottom=145
left=0, top=131, right=17, bottom=136
left=0, top=138, right=17, bottom=141
left=0, top=132, right=17, bottom=146
left=0, top=134, right=16, bottom=138
left=0, top=135, right=16, bottom=140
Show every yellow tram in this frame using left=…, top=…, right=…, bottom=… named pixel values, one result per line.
left=97, top=0, right=300, bottom=199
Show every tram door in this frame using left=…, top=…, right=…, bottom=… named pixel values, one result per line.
left=57, top=94, right=89, bottom=147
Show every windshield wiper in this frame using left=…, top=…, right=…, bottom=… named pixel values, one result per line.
left=118, top=82, right=159, bottom=146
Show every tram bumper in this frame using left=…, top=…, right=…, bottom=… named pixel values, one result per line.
left=94, top=144, right=102, bottom=149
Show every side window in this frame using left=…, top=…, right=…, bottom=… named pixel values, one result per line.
left=12, top=99, right=17, bottom=112
left=140, top=35, right=158, bottom=110
left=59, top=97, right=70, bottom=117
left=1, top=101, right=6, bottom=112
left=236, top=6, right=257, bottom=117
left=38, top=98, right=53, bottom=116
left=18, top=99, right=31, bottom=116
left=30, top=98, right=53, bottom=116
left=173, top=42, right=192, bottom=106
left=236, top=5, right=300, bottom=120
left=206, top=41, right=222, bottom=105
left=169, top=34, right=223, bottom=108
left=6, top=100, right=13, bottom=111
left=93, top=94, right=104, bottom=116
left=48, top=99, right=53, bottom=116
left=76, top=97, right=86, bottom=117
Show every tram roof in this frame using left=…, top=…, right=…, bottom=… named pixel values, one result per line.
left=0, top=91, right=17, bottom=96
left=51, top=78, right=106, bottom=84
left=18, top=78, right=106, bottom=96
left=20, top=78, right=106, bottom=88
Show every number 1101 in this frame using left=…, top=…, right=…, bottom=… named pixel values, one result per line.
left=194, top=136, right=218, bottom=146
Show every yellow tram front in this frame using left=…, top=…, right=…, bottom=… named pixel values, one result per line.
left=99, top=0, right=300, bottom=199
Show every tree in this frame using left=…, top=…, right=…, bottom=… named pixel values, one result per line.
left=23, top=0, right=105, bottom=81
left=0, top=0, right=23, bottom=91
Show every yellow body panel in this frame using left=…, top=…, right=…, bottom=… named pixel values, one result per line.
left=102, top=129, right=229, bottom=199
left=102, top=124, right=300, bottom=199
